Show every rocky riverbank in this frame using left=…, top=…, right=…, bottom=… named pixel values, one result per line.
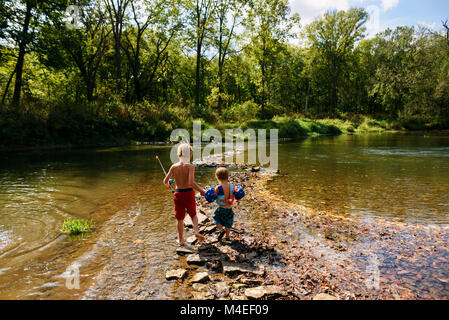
left=80, top=162, right=449, bottom=300
left=163, top=167, right=449, bottom=300
left=161, top=170, right=357, bottom=300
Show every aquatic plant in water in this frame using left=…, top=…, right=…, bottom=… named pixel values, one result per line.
left=61, top=217, right=94, bottom=235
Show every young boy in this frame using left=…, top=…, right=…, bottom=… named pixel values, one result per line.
left=163, top=143, right=206, bottom=246
left=213, top=167, right=237, bottom=240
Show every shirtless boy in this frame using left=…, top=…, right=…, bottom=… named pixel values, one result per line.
left=163, top=143, right=206, bottom=246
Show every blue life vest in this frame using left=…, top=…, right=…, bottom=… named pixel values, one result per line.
left=216, top=184, right=235, bottom=206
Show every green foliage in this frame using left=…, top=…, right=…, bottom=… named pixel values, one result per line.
left=0, top=1, right=448, bottom=148
left=223, top=100, right=259, bottom=122
left=61, top=217, right=94, bottom=235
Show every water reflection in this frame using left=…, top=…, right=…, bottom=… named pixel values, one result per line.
left=269, top=133, right=449, bottom=224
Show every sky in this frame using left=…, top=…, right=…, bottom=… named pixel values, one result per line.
left=289, top=0, right=449, bottom=37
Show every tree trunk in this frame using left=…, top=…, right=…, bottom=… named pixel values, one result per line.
left=114, top=37, right=122, bottom=94
left=195, top=39, right=202, bottom=108
left=331, top=78, right=338, bottom=116
left=304, top=80, right=310, bottom=114
left=1, top=67, right=16, bottom=107
left=261, top=62, right=265, bottom=118
left=12, top=1, right=33, bottom=106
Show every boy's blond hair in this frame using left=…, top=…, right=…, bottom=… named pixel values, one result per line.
left=215, top=167, right=229, bottom=181
left=177, top=143, right=193, bottom=158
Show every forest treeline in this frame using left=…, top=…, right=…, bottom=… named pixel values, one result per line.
left=1, top=0, right=449, bottom=147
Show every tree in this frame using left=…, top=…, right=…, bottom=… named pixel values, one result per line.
left=122, top=0, right=181, bottom=102
left=186, top=0, right=216, bottom=108
left=214, top=0, right=246, bottom=113
left=245, top=0, right=298, bottom=117
left=52, top=1, right=111, bottom=102
left=104, top=0, right=130, bottom=95
left=1, top=0, right=66, bottom=107
left=305, top=8, right=368, bottom=115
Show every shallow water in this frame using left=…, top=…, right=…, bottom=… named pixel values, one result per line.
left=0, top=146, right=214, bottom=299
left=269, top=132, right=449, bottom=224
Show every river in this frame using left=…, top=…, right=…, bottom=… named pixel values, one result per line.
left=0, top=132, right=448, bottom=299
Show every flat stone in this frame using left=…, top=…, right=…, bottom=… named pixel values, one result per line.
left=229, top=293, right=248, bottom=300
left=176, top=247, right=196, bottom=256
left=313, top=293, right=339, bottom=300
left=244, top=286, right=284, bottom=300
left=191, top=272, right=210, bottom=284
left=186, top=254, right=206, bottom=266
left=192, top=283, right=208, bottom=292
left=214, top=282, right=230, bottom=298
left=184, top=212, right=209, bottom=228
left=239, top=278, right=262, bottom=286
left=222, top=262, right=264, bottom=277
left=186, top=236, right=198, bottom=245
left=232, top=283, right=247, bottom=290
left=204, top=225, right=217, bottom=234
left=165, top=269, right=187, bottom=281
left=191, top=291, right=213, bottom=300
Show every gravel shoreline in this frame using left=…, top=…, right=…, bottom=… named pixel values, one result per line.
left=81, top=166, right=449, bottom=300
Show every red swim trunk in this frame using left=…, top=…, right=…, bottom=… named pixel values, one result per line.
left=174, top=189, right=196, bottom=220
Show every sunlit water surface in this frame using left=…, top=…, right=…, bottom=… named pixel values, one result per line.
left=0, top=132, right=448, bottom=298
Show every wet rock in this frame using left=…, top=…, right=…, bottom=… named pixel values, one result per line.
left=165, top=269, right=187, bottom=281
left=192, top=283, right=208, bottom=292
left=186, top=236, right=198, bottom=245
left=232, top=283, right=247, bottom=290
left=191, top=291, right=214, bottom=300
left=191, top=272, right=210, bottom=284
left=244, top=286, right=284, bottom=300
left=186, top=254, right=206, bottom=266
left=222, top=262, right=264, bottom=277
left=229, top=293, right=248, bottom=300
left=176, top=247, right=196, bottom=256
left=206, top=235, right=220, bottom=244
left=204, top=225, right=217, bottom=234
left=313, top=293, right=339, bottom=300
left=214, top=282, right=230, bottom=298
left=239, top=278, right=262, bottom=286
left=184, top=212, right=209, bottom=228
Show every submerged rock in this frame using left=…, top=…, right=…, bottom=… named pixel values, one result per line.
left=165, top=269, right=187, bottom=281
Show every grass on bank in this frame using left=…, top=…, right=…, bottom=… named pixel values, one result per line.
left=61, top=217, right=94, bottom=235
left=221, top=116, right=399, bottom=140
left=1, top=99, right=448, bottom=148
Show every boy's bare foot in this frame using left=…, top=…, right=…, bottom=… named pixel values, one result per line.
left=178, top=239, right=185, bottom=247
left=217, top=230, right=226, bottom=241
left=195, top=233, right=206, bottom=243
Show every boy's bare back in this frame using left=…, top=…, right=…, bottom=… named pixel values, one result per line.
left=170, top=162, right=195, bottom=189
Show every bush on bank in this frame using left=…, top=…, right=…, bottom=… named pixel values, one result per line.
left=1, top=99, right=448, bottom=149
